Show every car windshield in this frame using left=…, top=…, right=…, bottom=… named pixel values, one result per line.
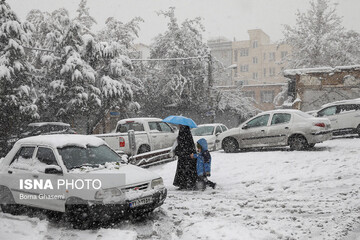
left=191, top=126, right=215, bottom=136
left=57, top=145, right=123, bottom=170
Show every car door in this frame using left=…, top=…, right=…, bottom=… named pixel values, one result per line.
left=336, top=104, right=359, bottom=131
left=266, top=113, right=292, bottom=146
left=317, top=106, right=339, bottom=130
left=158, top=122, right=177, bottom=148
left=33, top=146, right=65, bottom=212
left=148, top=122, right=163, bottom=150
left=148, top=122, right=174, bottom=150
left=240, top=114, right=270, bottom=148
left=7, top=146, right=36, bottom=206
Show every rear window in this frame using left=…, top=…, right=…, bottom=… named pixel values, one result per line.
left=116, top=122, right=144, bottom=133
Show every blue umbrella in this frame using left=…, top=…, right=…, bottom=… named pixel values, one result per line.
left=163, top=115, right=197, bottom=128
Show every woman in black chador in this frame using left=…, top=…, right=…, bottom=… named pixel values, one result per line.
left=173, top=125, right=197, bottom=189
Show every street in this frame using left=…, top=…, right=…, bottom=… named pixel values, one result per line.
left=0, top=136, right=359, bottom=240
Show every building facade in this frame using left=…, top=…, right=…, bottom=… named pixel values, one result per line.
left=208, top=29, right=291, bottom=87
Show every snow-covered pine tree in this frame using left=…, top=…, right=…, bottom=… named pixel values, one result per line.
left=74, top=0, right=96, bottom=36
left=282, top=0, right=360, bottom=68
left=0, top=0, right=39, bottom=153
left=82, top=34, right=137, bottom=133
left=218, top=89, right=259, bottom=123
left=144, top=7, right=209, bottom=113
left=42, top=20, right=101, bottom=132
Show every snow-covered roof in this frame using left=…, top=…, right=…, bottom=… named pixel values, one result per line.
left=117, top=118, right=163, bottom=124
left=28, top=122, right=70, bottom=127
left=284, top=65, right=360, bottom=76
left=15, top=134, right=105, bottom=149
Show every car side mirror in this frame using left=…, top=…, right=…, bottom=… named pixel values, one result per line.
left=215, top=132, right=221, bottom=137
left=45, top=166, right=63, bottom=175
left=242, top=125, right=249, bottom=130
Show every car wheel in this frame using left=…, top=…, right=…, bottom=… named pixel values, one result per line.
left=289, top=135, right=307, bottom=151
left=137, top=145, right=151, bottom=154
left=222, top=137, right=239, bottom=153
left=306, top=143, right=316, bottom=149
left=66, top=204, right=93, bottom=229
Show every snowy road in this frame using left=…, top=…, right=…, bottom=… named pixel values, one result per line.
left=1, top=136, right=360, bottom=240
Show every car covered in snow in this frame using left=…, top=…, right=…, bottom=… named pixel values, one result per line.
left=313, top=98, right=360, bottom=136
left=219, top=109, right=332, bottom=152
left=0, top=135, right=167, bottom=228
left=191, top=124, right=228, bottom=151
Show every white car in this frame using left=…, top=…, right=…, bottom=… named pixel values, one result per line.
left=314, top=98, right=360, bottom=136
left=191, top=124, right=228, bottom=151
left=219, top=109, right=332, bottom=152
left=96, top=118, right=177, bottom=155
left=0, top=135, right=167, bottom=229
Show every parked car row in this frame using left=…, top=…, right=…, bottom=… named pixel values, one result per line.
left=219, top=109, right=332, bottom=153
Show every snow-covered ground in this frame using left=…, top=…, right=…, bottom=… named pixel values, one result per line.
left=1, top=136, right=359, bottom=240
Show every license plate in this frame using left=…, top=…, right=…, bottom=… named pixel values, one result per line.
left=129, top=197, right=153, bottom=208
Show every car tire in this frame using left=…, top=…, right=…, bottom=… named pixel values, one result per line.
left=65, top=204, right=93, bottom=229
left=137, top=145, right=151, bottom=154
left=289, top=135, right=307, bottom=151
left=306, top=143, right=316, bottom=149
left=222, top=137, right=239, bottom=153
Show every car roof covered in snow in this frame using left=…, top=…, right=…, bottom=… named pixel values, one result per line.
left=196, top=123, right=224, bottom=127
left=117, top=117, right=163, bottom=124
left=260, top=109, right=306, bottom=115
left=15, top=134, right=105, bottom=149
left=321, top=98, right=360, bottom=108
left=28, top=122, right=70, bottom=127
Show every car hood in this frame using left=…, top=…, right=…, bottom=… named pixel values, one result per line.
left=68, top=163, right=160, bottom=188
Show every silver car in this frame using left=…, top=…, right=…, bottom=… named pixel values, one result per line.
left=219, top=109, right=332, bottom=152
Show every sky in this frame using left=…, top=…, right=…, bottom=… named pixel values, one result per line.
left=6, top=0, right=360, bottom=45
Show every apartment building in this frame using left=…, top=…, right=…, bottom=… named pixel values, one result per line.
left=208, top=29, right=291, bottom=87
left=232, top=29, right=291, bottom=86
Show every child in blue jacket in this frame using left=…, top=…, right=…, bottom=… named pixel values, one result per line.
left=190, top=138, right=216, bottom=190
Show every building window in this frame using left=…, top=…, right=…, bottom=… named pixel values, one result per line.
left=263, top=68, right=266, bottom=77
left=240, top=65, right=249, bottom=72
left=269, top=52, right=276, bottom=61
left=261, top=90, right=274, bottom=103
left=252, top=57, right=258, bottom=64
left=253, top=72, right=258, bottom=79
left=281, top=51, right=288, bottom=60
left=234, top=50, right=238, bottom=62
left=244, top=91, right=255, bottom=100
left=252, top=40, right=258, bottom=48
left=269, top=67, right=276, bottom=76
left=240, top=48, right=249, bottom=56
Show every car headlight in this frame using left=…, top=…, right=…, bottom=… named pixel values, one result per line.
left=151, top=178, right=164, bottom=189
left=95, top=187, right=122, bottom=200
